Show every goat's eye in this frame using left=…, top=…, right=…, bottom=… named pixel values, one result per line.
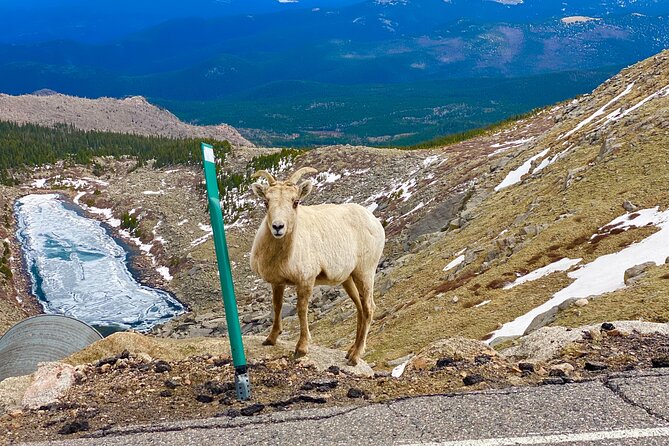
left=263, top=199, right=269, bottom=207
left=293, top=200, right=299, bottom=209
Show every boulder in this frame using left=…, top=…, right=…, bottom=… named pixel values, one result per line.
left=22, top=362, right=76, bottom=410
left=0, top=375, right=32, bottom=415
left=624, top=262, right=656, bottom=285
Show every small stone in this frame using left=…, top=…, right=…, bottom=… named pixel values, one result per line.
left=240, top=403, right=265, bottom=416
left=623, top=200, right=638, bottom=212
left=574, top=298, right=589, bottom=307
left=99, top=363, right=111, bottom=374
left=542, top=377, right=565, bottom=385
left=164, top=379, right=180, bottom=389
left=601, top=322, right=615, bottom=331
left=549, top=363, right=575, bottom=377
left=347, top=388, right=365, bottom=399
left=58, top=419, right=89, bottom=435
left=118, top=349, right=130, bottom=360
left=196, top=394, right=214, bottom=403
left=451, top=296, right=460, bottom=304
left=302, top=378, right=338, bottom=392
left=96, top=357, right=118, bottom=367
left=154, top=360, right=172, bottom=373
left=604, top=329, right=624, bottom=337
left=294, top=395, right=327, bottom=404
left=475, top=355, right=492, bottom=365
left=160, top=390, right=173, bottom=398
left=651, top=357, right=669, bottom=368
left=204, top=380, right=233, bottom=395
left=222, top=409, right=240, bottom=418
left=462, top=374, right=484, bottom=386
left=518, top=362, right=535, bottom=373
left=213, top=358, right=231, bottom=367
left=584, top=361, right=608, bottom=371
left=435, top=358, right=456, bottom=369
left=327, top=366, right=340, bottom=375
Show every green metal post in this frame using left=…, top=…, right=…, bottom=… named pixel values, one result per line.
left=201, top=142, right=250, bottom=401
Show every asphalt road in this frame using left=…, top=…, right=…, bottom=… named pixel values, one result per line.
left=24, top=369, right=669, bottom=446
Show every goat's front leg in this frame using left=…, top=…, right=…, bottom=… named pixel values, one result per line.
left=263, top=284, right=285, bottom=346
left=294, top=283, right=314, bottom=357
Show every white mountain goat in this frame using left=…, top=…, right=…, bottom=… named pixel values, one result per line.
left=250, top=167, right=385, bottom=365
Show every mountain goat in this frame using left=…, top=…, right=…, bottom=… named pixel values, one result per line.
left=250, top=167, right=385, bottom=366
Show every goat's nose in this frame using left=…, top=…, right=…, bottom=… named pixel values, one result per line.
left=272, top=222, right=285, bottom=232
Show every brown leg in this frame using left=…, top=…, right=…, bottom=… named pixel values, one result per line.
left=263, top=284, right=285, bottom=346
left=342, top=276, right=363, bottom=360
left=294, top=283, right=314, bottom=357
left=349, top=272, right=375, bottom=366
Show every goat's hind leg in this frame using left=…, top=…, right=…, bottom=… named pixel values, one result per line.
left=349, top=272, right=375, bottom=366
left=342, top=276, right=363, bottom=361
left=263, top=284, right=285, bottom=346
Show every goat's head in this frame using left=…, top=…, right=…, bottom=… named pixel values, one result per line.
left=251, top=167, right=318, bottom=239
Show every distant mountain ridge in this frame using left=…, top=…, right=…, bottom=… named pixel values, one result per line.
left=0, top=92, right=254, bottom=147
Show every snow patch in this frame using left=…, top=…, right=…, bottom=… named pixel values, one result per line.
left=156, top=266, right=173, bottom=282
left=560, top=83, right=634, bottom=139
left=489, top=207, right=669, bottom=342
left=443, top=254, right=465, bottom=272
left=494, top=148, right=550, bottom=191
left=503, top=258, right=582, bottom=290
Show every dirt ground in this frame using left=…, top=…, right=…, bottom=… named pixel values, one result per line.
left=2, top=327, right=669, bottom=444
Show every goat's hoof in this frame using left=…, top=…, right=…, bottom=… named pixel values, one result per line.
left=262, top=338, right=277, bottom=346
left=294, top=348, right=308, bottom=358
left=346, top=357, right=359, bottom=367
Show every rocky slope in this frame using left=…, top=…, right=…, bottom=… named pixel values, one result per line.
left=2, top=50, right=669, bottom=377
left=0, top=91, right=253, bottom=147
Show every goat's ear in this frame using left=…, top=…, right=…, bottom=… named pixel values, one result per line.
left=298, top=180, right=313, bottom=200
left=251, top=182, right=267, bottom=200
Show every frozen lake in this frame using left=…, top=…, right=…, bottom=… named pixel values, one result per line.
left=15, top=194, right=185, bottom=334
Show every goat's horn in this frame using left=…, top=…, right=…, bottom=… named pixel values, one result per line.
left=288, top=167, right=318, bottom=184
left=252, top=170, right=277, bottom=186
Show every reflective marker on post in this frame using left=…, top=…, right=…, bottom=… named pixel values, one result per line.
left=201, top=142, right=250, bottom=401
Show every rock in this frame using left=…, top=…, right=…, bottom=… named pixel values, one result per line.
left=542, top=377, right=565, bottom=385
left=651, top=357, right=669, bottom=368
left=518, top=362, right=535, bottom=373
left=154, top=360, right=172, bottom=373
left=597, top=138, right=622, bottom=161
left=347, top=388, right=365, bottom=399
left=435, top=358, right=457, bottom=369
left=462, top=374, right=484, bottom=386
left=204, top=380, right=233, bottom=395
left=302, top=378, right=338, bottom=392
left=407, top=192, right=468, bottom=241
left=387, top=354, right=414, bottom=367
left=584, top=361, right=608, bottom=371
left=502, top=326, right=586, bottom=362
left=622, top=200, right=638, bottom=212
left=549, top=363, right=575, bottom=377
left=327, top=366, right=340, bottom=375
left=524, top=306, right=559, bottom=335
left=164, top=379, right=180, bottom=389
left=240, top=403, right=265, bottom=416
left=601, top=322, right=616, bottom=331
left=96, top=356, right=118, bottom=367
left=624, top=262, right=655, bottom=285
left=0, top=375, right=33, bottom=415
left=22, top=363, right=76, bottom=410
left=196, top=394, right=214, bottom=403
left=574, top=298, right=589, bottom=307
left=160, top=390, right=173, bottom=398
left=58, top=419, right=89, bottom=435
